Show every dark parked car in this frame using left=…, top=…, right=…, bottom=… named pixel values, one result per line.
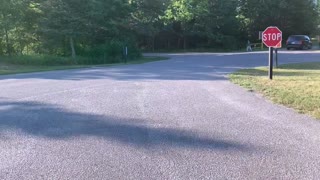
left=286, top=35, right=312, bottom=50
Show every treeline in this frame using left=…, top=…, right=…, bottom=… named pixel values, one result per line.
left=0, top=0, right=319, bottom=62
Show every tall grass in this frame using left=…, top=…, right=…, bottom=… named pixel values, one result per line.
left=0, top=55, right=74, bottom=66
left=0, top=54, right=140, bottom=66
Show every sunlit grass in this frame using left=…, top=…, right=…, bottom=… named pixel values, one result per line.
left=229, top=62, right=320, bottom=119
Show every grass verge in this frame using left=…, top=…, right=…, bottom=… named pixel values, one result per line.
left=229, top=62, right=320, bottom=119
left=0, top=56, right=169, bottom=75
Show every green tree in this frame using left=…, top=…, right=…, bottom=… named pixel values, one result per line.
left=193, top=0, right=242, bottom=48
left=240, top=0, right=319, bottom=40
left=163, top=0, right=196, bottom=49
left=0, top=0, right=36, bottom=55
left=39, top=0, right=91, bottom=60
left=130, top=0, right=169, bottom=51
left=39, top=0, right=132, bottom=60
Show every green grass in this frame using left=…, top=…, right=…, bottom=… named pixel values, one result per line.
left=0, top=56, right=169, bottom=75
left=125, top=56, right=169, bottom=64
left=229, top=62, right=320, bottom=119
left=144, top=48, right=245, bottom=53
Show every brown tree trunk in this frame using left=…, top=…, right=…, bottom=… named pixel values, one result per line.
left=19, top=41, right=23, bottom=55
left=2, top=12, right=11, bottom=56
left=152, top=36, right=155, bottom=52
left=183, top=36, right=187, bottom=50
left=4, top=28, right=10, bottom=55
left=70, top=36, right=76, bottom=63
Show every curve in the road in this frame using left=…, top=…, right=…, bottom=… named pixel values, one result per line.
left=1, top=51, right=320, bottom=179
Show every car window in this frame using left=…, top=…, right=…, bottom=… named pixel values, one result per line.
left=288, top=36, right=305, bottom=41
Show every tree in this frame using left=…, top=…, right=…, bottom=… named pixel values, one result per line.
left=39, top=0, right=132, bottom=60
left=163, top=0, right=196, bottom=49
left=193, top=0, right=242, bottom=48
left=2, top=0, right=318, bottom=59
left=39, top=0, right=91, bottom=60
left=130, top=0, right=169, bottom=51
left=240, top=0, right=319, bottom=40
left=0, top=0, right=35, bottom=55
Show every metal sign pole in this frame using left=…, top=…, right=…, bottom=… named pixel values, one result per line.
left=262, top=26, right=282, bottom=80
left=269, top=47, right=274, bottom=80
left=275, top=48, right=278, bottom=68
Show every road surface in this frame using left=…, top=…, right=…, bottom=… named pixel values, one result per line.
left=1, top=51, right=320, bottom=179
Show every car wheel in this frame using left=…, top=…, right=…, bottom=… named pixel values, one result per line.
left=304, top=45, right=309, bottom=50
left=287, top=47, right=290, bottom=50
left=300, top=45, right=306, bottom=50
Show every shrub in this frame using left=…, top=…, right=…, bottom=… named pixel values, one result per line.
left=77, top=40, right=141, bottom=65
left=0, top=55, right=74, bottom=66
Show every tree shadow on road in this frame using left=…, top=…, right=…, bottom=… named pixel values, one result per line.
left=0, top=100, right=255, bottom=152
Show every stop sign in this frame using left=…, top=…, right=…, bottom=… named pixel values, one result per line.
left=262, top=26, right=282, bottom=48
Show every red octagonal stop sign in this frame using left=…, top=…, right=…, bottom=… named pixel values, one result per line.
left=262, top=26, right=282, bottom=48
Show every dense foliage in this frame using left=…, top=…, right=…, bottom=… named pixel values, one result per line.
left=0, top=0, right=319, bottom=62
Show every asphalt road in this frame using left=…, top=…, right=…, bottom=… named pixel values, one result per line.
left=1, top=51, right=320, bottom=179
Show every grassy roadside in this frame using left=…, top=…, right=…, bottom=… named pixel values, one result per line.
left=0, top=56, right=168, bottom=75
left=229, top=62, right=320, bottom=119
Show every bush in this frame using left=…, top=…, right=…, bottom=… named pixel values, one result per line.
left=77, top=40, right=141, bottom=65
left=221, top=36, right=240, bottom=50
left=0, top=40, right=142, bottom=66
left=0, top=55, right=74, bottom=66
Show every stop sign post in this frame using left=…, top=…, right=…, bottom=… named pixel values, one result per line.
left=262, top=26, right=282, bottom=80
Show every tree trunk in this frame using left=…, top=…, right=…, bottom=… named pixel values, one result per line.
left=70, top=36, right=76, bottom=63
left=4, top=27, right=10, bottom=55
left=152, top=36, right=155, bottom=52
left=2, top=12, right=11, bottom=56
left=19, top=41, right=23, bottom=55
left=183, top=36, right=187, bottom=50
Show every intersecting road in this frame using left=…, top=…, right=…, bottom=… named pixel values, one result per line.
left=1, top=51, right=320, bottom=179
